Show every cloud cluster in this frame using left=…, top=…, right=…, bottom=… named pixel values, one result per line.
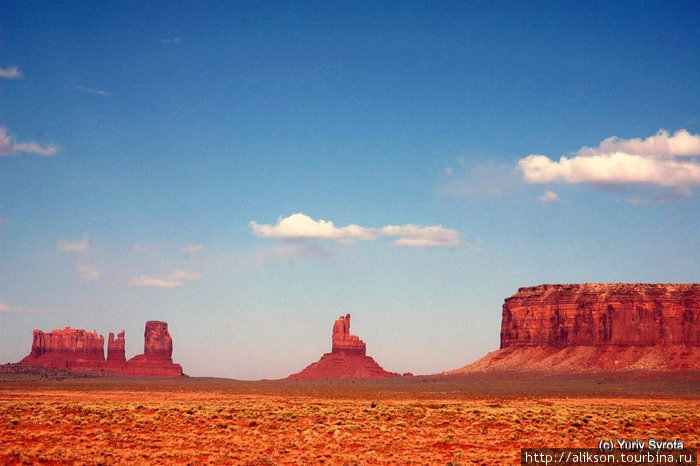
left=517, top=130, right=700, bottom=194
left=250, top=213, right=459, bottom=248
left=129, top=269, right=202, bottom=288
left=0, top=126, right=58, bottom=156
left=0, top=66, right=22, bottom=79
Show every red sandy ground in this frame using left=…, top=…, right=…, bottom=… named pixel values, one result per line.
left=0, top=374, right=698, bottom=464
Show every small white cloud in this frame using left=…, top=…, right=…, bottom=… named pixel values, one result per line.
left=0, top=66, right=22, bottom=79
left=536, top=190, right=559, bottom=203
left=517, top=129, right=700, bottom=194
left=75, top=86, right=111, bottom=96
left=0, top=126, right=58, bottom=156
left=129, top=276, right=182, bottom=288
left=182, top=244, right=203, bottom=253
left=250, top=213, right=375, bottom=243
left=160, top=37, right=181, bottom=44
left=0, top=301, right=57, bottom=314
left=251, top=213, right=460, bottom=248
left=58, top=234, right=89, bottom=252
left=76, top=264, right=101, bottom=281
left=129, top=269, right=202, bottom=288
left=380, top=224, right=459, bottom=248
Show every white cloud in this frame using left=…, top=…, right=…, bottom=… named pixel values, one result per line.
left=536, top=190, right=559, bottom=202
left=129, top=269, right=202, bottom=288
left=75, top=86, right=111, bottom=96
left=160, top=37, right=181, bottom=44
left=251, top=213, right=459, bottom=248
left=380, top=224, right=459, bottom=248
left=182, top=244, right=203, bottom=253
left=590, top=129, right=700, bottom=157
left=129, top=276, right=182, bottom=288
left=58, top=234, right=89, bottom=252
left=250, top=213, right=375, bottom=243
left=517, top=129, right=700, bottom=193
left=0, top=126, right=58, bottom=156
left=76, top=264, right=101, bottom=281
left=0, top=66, right=22, bottom=79
left=0, top=301, right=57, bottom=314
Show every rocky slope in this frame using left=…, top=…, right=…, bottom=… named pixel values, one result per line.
left=19, top=321, right=185, bottom=377
left=288, top=314, right=400, bottom=379
left=448, top=283, right=700, bottom=374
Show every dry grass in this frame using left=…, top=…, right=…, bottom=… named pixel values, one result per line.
left=0, top=377, right=698, bottom=464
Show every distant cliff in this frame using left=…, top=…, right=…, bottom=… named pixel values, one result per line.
left=448, top=283, right=700, bottom=374
left=501, top=283, right=699, bottom=348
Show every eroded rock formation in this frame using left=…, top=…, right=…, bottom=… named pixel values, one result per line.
left=447, top=283, right=700, bottom=374
left=288, top=314, right=400, bottom=379
left=332, top=314, right=367, bottom=354
left=501, top=283, right=699, bottom=348
left=106, top=331, right=126, bottom=369
left=19, top=321, right=185, bottom=377
left=20, top=327, right=105, bottom=369
left=123, top=321, right=184, bottom=377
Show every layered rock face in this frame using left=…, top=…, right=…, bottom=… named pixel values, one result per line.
left=19, top=321, right=185, bottom=377
left=123, top=321, right=183, bottom=377
left=332, top=314, right=367, bottom=355
left=106, top=331, right=126, bottom=369
left=288, top=314, right=400, bottom=379
left=501, top=283, right=699, bottom=348
left=20, top=327, right=105, bottom=369
left=448, top=283, right=700, bottom=374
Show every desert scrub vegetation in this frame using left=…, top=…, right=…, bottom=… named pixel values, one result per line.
left=0, top=389, right=698, bottom=464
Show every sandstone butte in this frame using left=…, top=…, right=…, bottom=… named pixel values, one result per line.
left=287, top=314, right=401, bottom=379
left=447, top=283, right=700, bottom=374
left=19, top=321, right=185, bottom=377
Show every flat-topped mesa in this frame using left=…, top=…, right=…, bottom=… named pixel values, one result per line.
left=331, top=314, right=367, bottom=355
left=124, top=321, right=184, bottom=377
left=106, top=331, right=126, bottom=368
left=447, top=283, right=699, bottom=375
left=501, top=283, right=700, bottom=349
left=19, top=327, right=105, bottom=369
left=288, top=314, right=400, bottom=380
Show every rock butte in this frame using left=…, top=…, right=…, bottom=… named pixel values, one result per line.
left=288, top=314, right=401, bottom=379
left=447, top=283, right=700, bottom=374
left=20, top=321, right=185, bottom=377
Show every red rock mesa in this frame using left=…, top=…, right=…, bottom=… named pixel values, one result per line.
left=448, top=283, right=700, bottom=374
left=19, top=321, right=185, bottom=377
left=122, top=321, right=184, bottom=377
left=20, top=327, right=105, bottom=370
left=288, top=314, right=400, bottom=379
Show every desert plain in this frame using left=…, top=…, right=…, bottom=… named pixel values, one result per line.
left=1, top=372, right=698, bottom=465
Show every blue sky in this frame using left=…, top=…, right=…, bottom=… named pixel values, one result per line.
left=1, top=1, right=698, bottom=379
